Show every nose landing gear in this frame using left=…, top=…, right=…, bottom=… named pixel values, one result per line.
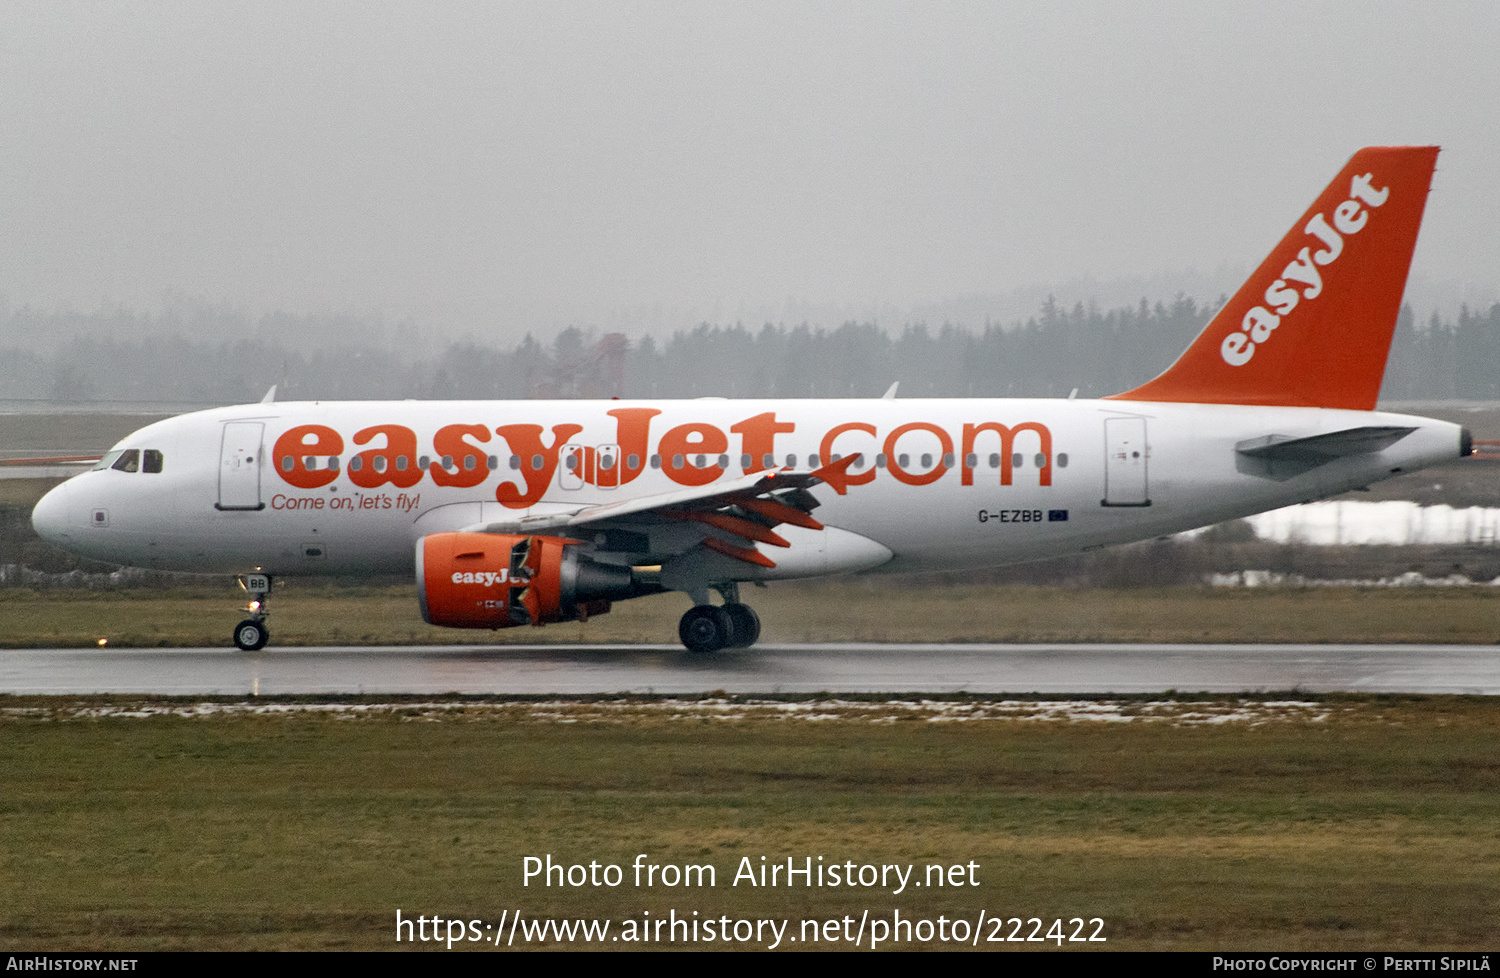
left=232, top=573, right=271, bottom=651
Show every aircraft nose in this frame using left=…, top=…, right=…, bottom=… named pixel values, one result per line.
left=31, top=481, right=73, bottom=545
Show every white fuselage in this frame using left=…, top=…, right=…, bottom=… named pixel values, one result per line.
left=30, top=398, right=1464, bottom=581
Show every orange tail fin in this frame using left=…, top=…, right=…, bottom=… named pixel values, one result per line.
left=1110, top=146, right=1439, bottom=409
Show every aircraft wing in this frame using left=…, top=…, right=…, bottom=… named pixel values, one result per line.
left=465, top=455, right=863, bottom=569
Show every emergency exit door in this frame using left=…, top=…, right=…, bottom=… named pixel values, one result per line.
left=558, top=443, right=621, bottom=491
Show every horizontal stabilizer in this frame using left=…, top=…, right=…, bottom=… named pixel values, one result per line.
left=1235, top=426, right=1416, bottom=462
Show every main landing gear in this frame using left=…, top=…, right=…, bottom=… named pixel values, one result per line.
left=232, top=573, right=271, bottom=651
left=677, top=583, right=761, bottom=654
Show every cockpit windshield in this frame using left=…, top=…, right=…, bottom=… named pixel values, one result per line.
left=91, top=448, right=164, bottom=473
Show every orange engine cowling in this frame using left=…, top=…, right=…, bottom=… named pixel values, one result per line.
left=416, top=531, right=641, bottom=629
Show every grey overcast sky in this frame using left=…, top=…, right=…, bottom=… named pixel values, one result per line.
left=1, top=1, right=1496, bottom=337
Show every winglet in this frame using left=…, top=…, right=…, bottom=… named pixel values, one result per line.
left=1110, top=146, right=1439, bottom=410
left=808, top=453, right=863, bottom=495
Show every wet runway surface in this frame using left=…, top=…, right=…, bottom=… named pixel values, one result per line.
left=2, top=642, right=1498, bottom=695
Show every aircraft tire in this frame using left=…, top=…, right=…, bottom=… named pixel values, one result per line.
left=722, top=603, right=760, bottom=648
left=679, top=605, right=733, bottom=654
left=233, top=619, right=269, bottom=651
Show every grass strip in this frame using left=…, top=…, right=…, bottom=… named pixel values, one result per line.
left=5, top=582, right=1500, bottom=647
left=0, top=694, right=1497, bottom=949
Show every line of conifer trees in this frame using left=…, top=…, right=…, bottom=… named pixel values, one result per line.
left=1, top=298, right=1496, bottom=404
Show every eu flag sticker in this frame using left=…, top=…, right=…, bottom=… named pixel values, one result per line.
left=1048, top=510, right=1069, bottom=522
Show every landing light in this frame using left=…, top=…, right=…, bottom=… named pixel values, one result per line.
left=97, top=639, right=107, bottom=646
left=248, top=600, right=262, bottom=612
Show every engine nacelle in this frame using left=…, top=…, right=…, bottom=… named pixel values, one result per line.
left=417, top=531, right=642, bottom=629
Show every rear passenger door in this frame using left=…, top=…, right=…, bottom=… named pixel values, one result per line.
left=1103, top=417, right=1150, bottom=507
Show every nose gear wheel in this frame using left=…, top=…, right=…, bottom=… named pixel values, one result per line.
left=233, top=619, right=269, bottom=651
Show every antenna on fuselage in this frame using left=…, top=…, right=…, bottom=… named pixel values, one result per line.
left=260, top=385, right=277, bottom=404
left=882, top=382, right=899, bottom=400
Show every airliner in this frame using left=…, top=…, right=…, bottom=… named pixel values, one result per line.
left=30, top=146, right=1469, bottom=652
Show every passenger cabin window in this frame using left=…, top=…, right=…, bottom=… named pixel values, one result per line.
left=143, top=450, right=164, bottom=473
left=111, top=449, right=140, bottom=473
